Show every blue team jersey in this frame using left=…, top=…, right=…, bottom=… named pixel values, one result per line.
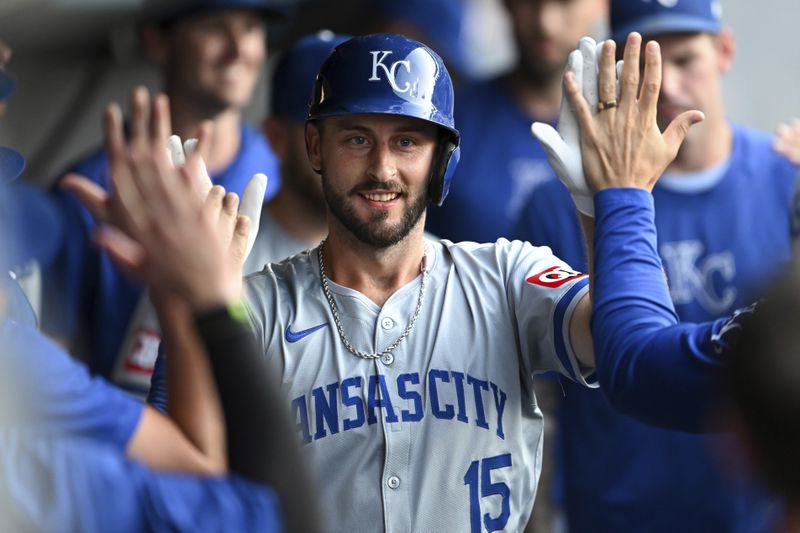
left=0, top=320, right=282, bottom=532
left=41, top=123, right=281, bottom=378
left=426, top=76, right=558, bottom=242
left=512, top=124, right=798, bottom=532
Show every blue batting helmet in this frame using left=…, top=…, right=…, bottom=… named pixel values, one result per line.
left=307, top=33, right=460, bottom=206
left=611, top=0, right=722, bottom=43
left=271, top=31, right=351, bottom=122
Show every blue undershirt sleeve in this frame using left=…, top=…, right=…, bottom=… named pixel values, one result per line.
left=591, top=189, right=727, bottom=432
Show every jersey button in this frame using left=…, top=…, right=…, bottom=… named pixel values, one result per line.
left=387, top=476, right=400, bottom=489
left=381, top=317, right=395, bottom=330
left=381, top=353, right=394, bottom=365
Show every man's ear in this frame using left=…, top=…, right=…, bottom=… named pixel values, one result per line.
left=263, top=117, right=288, bottom=160
left=141, top=25, right=169, bottom=66
left=305, top=121, right=322, bottom=175
left=716, top=28, right=735, bottom=74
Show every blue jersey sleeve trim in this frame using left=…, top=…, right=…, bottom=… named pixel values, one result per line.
left=553, top=276, right=590, bottom=383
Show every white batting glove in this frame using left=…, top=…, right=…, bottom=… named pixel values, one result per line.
left=166, top=134, right=266, bottom=261
left=167, top=135, right=214, bottom=198
left=239, top=172, right=267, bottom=259
left=531, top=37, right=603, bottom=216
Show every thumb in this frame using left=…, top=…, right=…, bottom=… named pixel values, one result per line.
left=663, top=110, right=705, bottom=155
left=61, top=173, right=111, bottom=224
left=531, top=122, right=569, bottom=161
left=230, top=214, right=251, bottom=266
left=167, top=135, right=185, bottom=167
left=240, top=173, right=267, bottom=258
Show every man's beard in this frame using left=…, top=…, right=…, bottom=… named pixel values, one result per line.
left=321, top=172, right=428, bottom=249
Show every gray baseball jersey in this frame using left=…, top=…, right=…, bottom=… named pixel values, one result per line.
left=111, top=208, right=312, bottom=395
left=243, top=209, right=311, bottom=275
left=244, top=238, right=594, bottom=533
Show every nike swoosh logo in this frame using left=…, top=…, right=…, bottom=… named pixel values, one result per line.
left=285, top=323, right=328, bottom=343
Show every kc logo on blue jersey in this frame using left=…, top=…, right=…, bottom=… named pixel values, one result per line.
left=660, top=240, right=736, bottom=315
left=285, top=323, right=328, bottom=343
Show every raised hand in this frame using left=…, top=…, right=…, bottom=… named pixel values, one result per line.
left=774, top=118, right=800, bottom=164
left=531, top=37, right=601, bottom=216
left=566, top=33, right=705, bottom=192
left=62, top=87, right=252, bottom=310
left=166, top=132, right=266, bottom=260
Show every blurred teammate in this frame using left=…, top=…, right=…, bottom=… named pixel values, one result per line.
left=244, top=30, right=348, bottom=272
left=40, top=0, right=284, bottom=391
left=175, top=32, right=703, bottom=531
left=728, top=269, right=800, bottom=532
left=426, top=0, right=606, bottom=242
left=516, top=0, right=800, bottom=531
left=0, top=52, right=314, bottom=531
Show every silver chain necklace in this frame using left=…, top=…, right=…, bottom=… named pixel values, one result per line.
left=317, top=239, right=429, bottom=360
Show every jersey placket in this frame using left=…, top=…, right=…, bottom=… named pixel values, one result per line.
left=374, top=288, right=417, bottom=533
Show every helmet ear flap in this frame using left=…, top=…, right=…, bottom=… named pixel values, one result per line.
left=428, top=139, right=459, bottom=206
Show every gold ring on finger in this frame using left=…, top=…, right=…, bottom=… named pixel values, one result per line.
left=597, top=99, right=618, bottom=111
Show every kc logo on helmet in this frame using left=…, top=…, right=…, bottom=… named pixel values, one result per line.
left=368, top=49, right=436, bottom=101
left=369, top=51, right=412, bottom=93
left=526, top=266, right=587, bottom=288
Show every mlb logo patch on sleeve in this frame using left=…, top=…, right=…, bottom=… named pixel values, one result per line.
left=526, top=266, right=587, bottom=288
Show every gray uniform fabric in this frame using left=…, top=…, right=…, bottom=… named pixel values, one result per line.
left=244, top=209, right=312, bottom=275
left=245, top=238, right=593, bottom=533
left=112, top=208, right=312, bottom=395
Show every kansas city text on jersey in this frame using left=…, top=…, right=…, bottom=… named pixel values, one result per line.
left=291, top=368, right=509, bottom=444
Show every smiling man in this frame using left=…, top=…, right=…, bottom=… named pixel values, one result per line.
left=41, top=0, right=284, bottom=394
left=238, top=32, right=703, bottom=531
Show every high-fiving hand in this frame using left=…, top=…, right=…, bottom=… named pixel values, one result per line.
left=566, top=33, right=704, bottom=192
left=531, top=36, right=604, bottom=216
left=62, top=87, right=255, bottom=310
left=166, top=132, right=267, bottom=260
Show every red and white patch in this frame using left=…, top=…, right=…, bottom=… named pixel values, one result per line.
left=526, top=266, right=587, bottom=288
left=122, top=329, right=161, bottom=376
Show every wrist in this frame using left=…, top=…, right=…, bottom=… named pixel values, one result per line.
left=194, top=299, right=251, bottom=343
left=572, top=192, right=595, bottom=217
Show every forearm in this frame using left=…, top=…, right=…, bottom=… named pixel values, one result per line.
left=196, top=303, right=320, bottom=532
left=578, top=212, right=595, bottom=299
left=591, top=189, right=725, bottom=432
left=154, top=293, right=227, bottom=472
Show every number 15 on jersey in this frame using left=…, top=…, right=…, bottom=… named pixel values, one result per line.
left=464, top=453, right=512, bottom=532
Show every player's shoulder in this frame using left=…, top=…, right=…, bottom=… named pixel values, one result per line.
left=434, top=237, right=558, bottom=276
left=454, top=75, right=510, bottom=117
left=60, top=145, right=109, bottom=187
left=245, top=248, right=316, bottom=288
left=731, top=123, right=799, bottom=178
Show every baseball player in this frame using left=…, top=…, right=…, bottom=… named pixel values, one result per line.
left=727, top=268, right=800, bottom=532
left=244, top=30, right=350, bottom=273
left=40, top=0, right=284, bottom=394
left=517, top=0, right=800, bottom=531
left=0, top=83, right=318, bottom=530
left=425, top=0, right=606, bottom=244
left=231, top=32, right=702, bottom=532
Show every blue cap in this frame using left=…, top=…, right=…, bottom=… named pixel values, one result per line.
left=0, top=70, right=24, bottom=183
left=0, top=70, right=15, bottom=102
left=0, top=183, right=62, bottom=272
left=271, top=31, right=350, bottom=123
left=372, top=0, right=467, bottom=77
left=611, top=0, right=722, bottom=43
left=142, top=0, right=288, bottom=25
